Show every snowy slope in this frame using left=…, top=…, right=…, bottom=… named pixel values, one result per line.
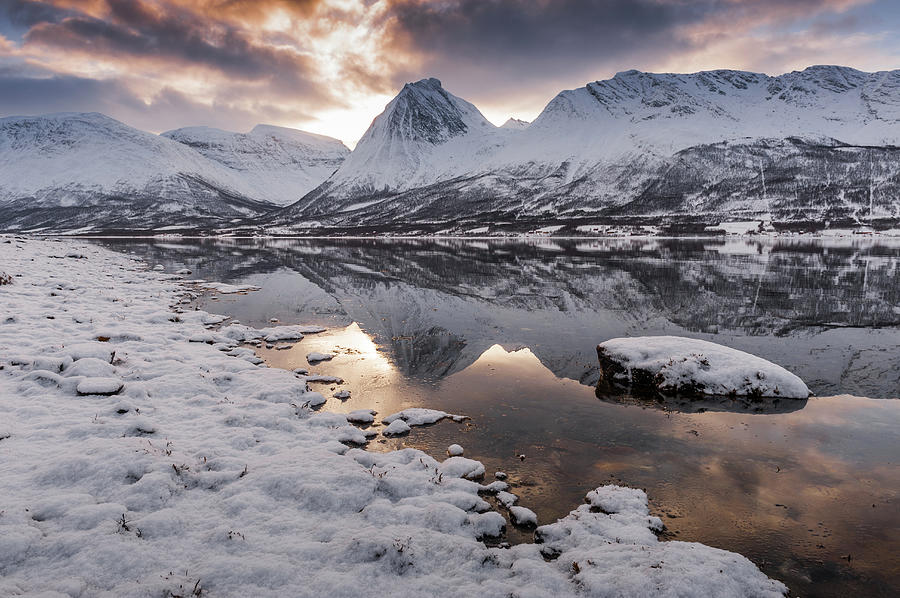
left=0, top=112, right=276, bottom=231
left=162, top=124, right=348, bottom=206
left=284, top=66, right=900, bottom=228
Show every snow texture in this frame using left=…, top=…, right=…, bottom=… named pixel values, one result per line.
left=597, top=336, right=810, bottom=398
left=0, top=237, right=786, bottom=597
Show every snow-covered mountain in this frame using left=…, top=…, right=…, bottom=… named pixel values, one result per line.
left=0, top=113, right=349, bottom=232
left=282, top=66, right=900, bottom=229
left=3, top=66, right=898, bottom=233
left=162, top=124, right=348, bottom=206
left=0, top=112, right=280, bottom=232
left=500, top=118, right=530, bottom=130
left=290, top=77, right=516, bottom=216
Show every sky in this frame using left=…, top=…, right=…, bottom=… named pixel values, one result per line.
left=0, top=0, right=898, bottom=147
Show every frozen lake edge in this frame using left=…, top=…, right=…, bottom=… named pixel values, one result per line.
left=0, top=236, right=786, bottom=597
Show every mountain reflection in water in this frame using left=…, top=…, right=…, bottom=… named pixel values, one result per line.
left=100, top=236, right=900, bottom=399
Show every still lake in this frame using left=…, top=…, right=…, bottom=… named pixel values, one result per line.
left=95, top=236, right=900, bottom=598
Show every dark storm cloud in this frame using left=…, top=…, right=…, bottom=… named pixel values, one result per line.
left=385, top=0, right=701, bottom=63
left=19, top=0, right=325, bottom=98
left=0, top=70, right=126, bottom=114
left=0, top=68, right=297, bottom=132
left=379, top=0, right=879, bottom=102
left=0, top=0, right=72, bottom=38
left=1, top=0, right=70, bottom=27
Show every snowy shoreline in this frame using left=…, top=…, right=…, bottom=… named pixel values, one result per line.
left=0, top=237, right=786, bottom=597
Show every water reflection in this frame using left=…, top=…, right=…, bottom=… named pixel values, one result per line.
left=594, top=388, right=809, bottom=414
left=99, top=236, right=900, bottom=398
left=250, top=333, right=900, bottom=598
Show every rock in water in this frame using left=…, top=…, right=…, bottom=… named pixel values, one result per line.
left=596, top=336, right=809, bottom=399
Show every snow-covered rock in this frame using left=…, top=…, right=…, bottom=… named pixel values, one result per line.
left=438, top=456, right=485, bottom=480
left=509, top=505, right=538, bottom=527
left=198, top=282, right=261, bottom=294
left=383, top=407, right=468, bottom=426
left=220, top=322, right=323, bottom=343
left=382, top=419, right=411, bottom=436
left=447, top=443, right=464, bottom=456
left=306, top=351, right=334, bottom=363
left=596, top=336, right=810, bottom=398
left=162, top=124, right=349, bottom=206
left=346, top=409, right=376, bottom=424
left=497, top=490, right=518, bottom=508
left=75, top=377, right=123, bottom=396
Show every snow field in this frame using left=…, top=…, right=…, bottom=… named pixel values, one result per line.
left=0, top=237, right=786, bottom=597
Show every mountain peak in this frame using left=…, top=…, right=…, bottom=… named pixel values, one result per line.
left=501, top=117, right=530, bottom=130
left=362, top=77, right=493, bottom=146
left=404, top=77, right=443, bottom=91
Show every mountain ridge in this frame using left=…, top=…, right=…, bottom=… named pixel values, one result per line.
left=162, top=124, right=349, bottom=206
left=277, top=65, right=900, bottom=230
left=1, top=65, right=899, bottom=233
left=0, top=112, right=348, bottom=231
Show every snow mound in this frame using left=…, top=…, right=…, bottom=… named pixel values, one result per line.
left=201, top=282, right=261, bottom=294
left=346, top=409, right=376, bottom=424
left=438, top=457, right=485, bottom=480
left=64, top=342, right=114, bottom=363
left=65, top=357, right=115, bottom=378
left=597, top=336, right=810, bottom=398
left=535, top=485, right=786, bottom=597
left=383, top=408, right=468, bottom=426
left=447, top=443, right=464, bottom=456
left=220, top=323, right=324, bottom=343
left=75, top=377, right=123, bottom=396
left=509, top=505, right=538, bottom=527
left=382, top=419, right=411, bottom=436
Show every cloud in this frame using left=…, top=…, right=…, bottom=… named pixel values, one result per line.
left=377, top=0, right=893, bottom=121
left=0, top=0, right=896, bottom=143
left=0, top=65, right=301, bottom=133
left=20, top=0, right=324, bottom=97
